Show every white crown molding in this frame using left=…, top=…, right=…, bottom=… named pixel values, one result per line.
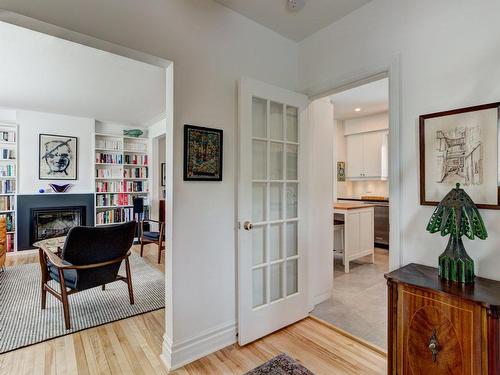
left=161, top=320, right=237, bottom=371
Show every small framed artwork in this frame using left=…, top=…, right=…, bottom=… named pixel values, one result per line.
left=161, top=162, right=166, bottom=187
left=39, top=134, right=78, bottom=180
left=419, top=102, right=500, bottom=209
left=337, top=161, right=346, bottom=182
left=184, top=125, right=223, bottom=181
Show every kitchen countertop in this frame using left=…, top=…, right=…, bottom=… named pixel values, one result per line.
left=338, top=197, right=389, bottom=204
left=334, top=202, right=376, bottom=210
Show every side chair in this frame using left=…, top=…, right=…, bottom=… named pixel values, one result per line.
left=139, top=219, right=165, bottom=264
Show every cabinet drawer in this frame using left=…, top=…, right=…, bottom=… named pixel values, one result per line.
left=397, top=285, right=483, bottom=375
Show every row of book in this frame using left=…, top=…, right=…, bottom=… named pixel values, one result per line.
left=95, top=138, right=122, bottom=151
left=0, top=131, right=15, bottom=143
left=96, top=153, right=124, bottom=164
left=124, top=154, right=148, bottom=165
left=6, top=233, right=14, bottom=252
left=0, top=180, right=15, bottom=194
left=96, top=168, right=121, bottom=179
left=0, top=164, right=15, bottom=177
left=96, top=207, right=134, bottom=225
left=96, top=193, right=150, bottom=207
left=124, top=141, right=147, bottom=152
left=124, top=167, right=148, bottom=179
left=0, top=149, right=15, bottom=160
left=95, top=180, right=149, bottom=193
left=1, top=213, right=15, bottom=232
left=0, top=195, right=15, bottom=211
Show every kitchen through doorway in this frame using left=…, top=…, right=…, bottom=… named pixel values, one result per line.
left=311, top=77, right=390, bottom=350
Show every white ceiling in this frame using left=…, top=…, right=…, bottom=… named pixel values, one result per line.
left=0, top=21, right=165, bottom=127
left=213, top=0, right=371, bottom=41
left=331, top=78, right=389, bottom=120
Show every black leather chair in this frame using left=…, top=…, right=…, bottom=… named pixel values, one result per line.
left=39, top=221, right=136, bottom=329
left=139, top=219, right=165, bottom=264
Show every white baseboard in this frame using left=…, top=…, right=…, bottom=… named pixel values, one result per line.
left=160, top=320, right=237, bottom=371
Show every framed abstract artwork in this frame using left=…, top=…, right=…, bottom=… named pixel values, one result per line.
left=39, top=133, right=78, bottom=180
left=161, top=162, right=166, bottom=186
left=184, top=125, right=223, bottom=181
left=337, top=161, right=346, bottom=182
left=419, top=102, right=500, bottom=209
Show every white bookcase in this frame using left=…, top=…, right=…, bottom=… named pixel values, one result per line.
left=0, top=123, right=17, bottom=252
left=94, top=132, right=151, bottom=226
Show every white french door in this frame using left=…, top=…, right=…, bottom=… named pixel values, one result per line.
left=237, top=77, right=309, bottom=345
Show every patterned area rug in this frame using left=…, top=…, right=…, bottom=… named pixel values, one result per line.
left=245, top=354, right=315, bottom=375
left=0, top=253, right=164, bottom=354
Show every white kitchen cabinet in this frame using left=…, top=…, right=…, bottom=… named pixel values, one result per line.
left=345, top=131, right=388, bottom=180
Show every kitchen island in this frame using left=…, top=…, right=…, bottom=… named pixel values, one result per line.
left=334, top=202, right=375, bottom=273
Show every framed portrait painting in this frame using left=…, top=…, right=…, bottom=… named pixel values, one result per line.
left=39, top=133, right=78, bottom=180
left=184, top=125, right=223, bottom=181
left=419, top=102, right=500, bottom=209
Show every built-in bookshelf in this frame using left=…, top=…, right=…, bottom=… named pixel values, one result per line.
left=94, top=133, right=150, bottom=226
left=0, top=123, right=17, bottom=252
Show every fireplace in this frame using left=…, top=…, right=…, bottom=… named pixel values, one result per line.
left=30, top=206, right=86, bottom=245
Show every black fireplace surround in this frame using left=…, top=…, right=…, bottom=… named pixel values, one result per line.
left=17, top=194, right=94, bottom=250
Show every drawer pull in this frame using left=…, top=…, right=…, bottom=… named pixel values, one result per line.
left=428, top=329, right=439, bottom=362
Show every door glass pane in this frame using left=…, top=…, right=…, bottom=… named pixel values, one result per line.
left=286, top=183, right=298, bottom=219
left=286, top=144, right=298, bottom=180
left=270, top=263, right=283, bottom=302
left=286, top=260, right=298, bottom=296
left=286, top=222, right=298, bottom=257
left=252, top=267, right=266, bottom=308
left=252, top=183, right=266, bottom=222
left=269, top=183, right=283, bottom=220
left=269, top=223, right=282, bottom=261
left=252, top=226, right=266, bottom=266
left=252, top=97, right=267, bottom=138
left=270, top=102, right=283, bottom=140
left=253, top=140, right=267, bottom=180
left=270, top=142, right=283, bottom=180
left=286, top=106, right=298, bottom=142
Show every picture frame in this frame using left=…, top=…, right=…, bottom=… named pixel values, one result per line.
left=39, top=133, right=78, bottom=180
left=337, top=161, right=346, bottom=182
left=183, top=125, right=223, bottom=181
left=161, top=162, right=166, bottom=187
left=419, top=102, right=500, bottom=209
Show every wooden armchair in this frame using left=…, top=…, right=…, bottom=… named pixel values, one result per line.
left=139, top=219, right=165, bottom=264
left=38, top=221, right=136, bottom=329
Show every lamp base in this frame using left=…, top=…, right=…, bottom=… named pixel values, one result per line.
left=438, top=236, right=474, bottom=284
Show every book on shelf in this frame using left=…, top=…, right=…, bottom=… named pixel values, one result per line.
left=0, top=212, right=15, bottom=232
left=96, top=181, right=123, bottom=193
left=0, top=164, right=15, bottom=177
left=96, top=168, right=121, bottom=178
left=95, top=153, right=123, bottom=164
left=0, top=180, right=15, bottom=194
left=124, top=154, right=148, bottom=165
left=0, top=195, right=15, bottom=211
left=124, top=167, right=148, bottom=178
left=95, top=138, right=122, bottom=151
left=124, top=180, right=148, bottom=192
left=0, top=131, right=15, bottom=143
left=96, top=207, right=134, bottom=225
left=6, top=233, right=14, bottom=252
left=124, top=141, right=147, bottom=152
left=0, top=149, right=15, bottom=160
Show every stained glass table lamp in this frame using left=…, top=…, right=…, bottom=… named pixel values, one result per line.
left=426, top=183, right=488, bottom=283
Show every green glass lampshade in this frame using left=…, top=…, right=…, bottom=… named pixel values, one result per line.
left=426, top=183, right=487, bottom=283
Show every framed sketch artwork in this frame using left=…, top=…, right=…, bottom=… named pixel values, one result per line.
left=183, top=125, right=223, bottom=181
left=419, top=102, right=500, bottom=209
left=39, top=134, right=78, bottom=180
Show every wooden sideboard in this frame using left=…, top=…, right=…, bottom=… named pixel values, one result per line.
left=385, top=263, right=500, bottom=375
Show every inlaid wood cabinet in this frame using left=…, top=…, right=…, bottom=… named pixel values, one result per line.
left=385, top=263, right=500, bottom=375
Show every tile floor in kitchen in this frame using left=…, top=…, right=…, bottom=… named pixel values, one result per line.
left=311, top=248, right=389, bottom=350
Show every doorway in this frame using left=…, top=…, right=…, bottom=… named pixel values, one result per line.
left=310, top=77, right=392, bottom=350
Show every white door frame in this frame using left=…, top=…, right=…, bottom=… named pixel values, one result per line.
left=306, top=56, right=403, bottom=277
left=0, top=10, right=176, bottom=369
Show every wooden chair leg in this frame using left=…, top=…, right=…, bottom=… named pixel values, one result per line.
left=58, top=269, right=71, bottom=330
left=39, top=248, right=48, bottom=309
left=125, top=257, right=134, bottom=305
left=102, top=284, right=106, bottom=291
left=140, top=239, right=145, bottom=257
left=41, top=285, right=47, bottom=309
left=157, top=241, right=162, bottom=264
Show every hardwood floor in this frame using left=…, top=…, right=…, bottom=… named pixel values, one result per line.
left=1, top=245, right=386, bottom=375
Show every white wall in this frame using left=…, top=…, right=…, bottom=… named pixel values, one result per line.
left=343, top=112, right=388, bottom=135
left=309, top=97, right=334, bottom=305
left=0, top=0, right=300, bottom=368
left=6, top=109, right=95, bottom=194
left=299, top=0, right=500, bottom=280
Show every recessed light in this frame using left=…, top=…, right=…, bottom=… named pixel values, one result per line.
left=286, top=0, right=306, bottom=12
left=355, top=108, right=362, bottom=112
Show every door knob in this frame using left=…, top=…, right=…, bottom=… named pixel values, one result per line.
left=243, top=221, right=253, bottom=231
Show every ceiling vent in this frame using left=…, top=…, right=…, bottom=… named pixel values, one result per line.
left=286, top=0, right=306, bottom=12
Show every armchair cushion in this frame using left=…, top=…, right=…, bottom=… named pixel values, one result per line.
left=143, top=231, right=163, bottom=241
left=48, top=260, right=78, bottom=289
